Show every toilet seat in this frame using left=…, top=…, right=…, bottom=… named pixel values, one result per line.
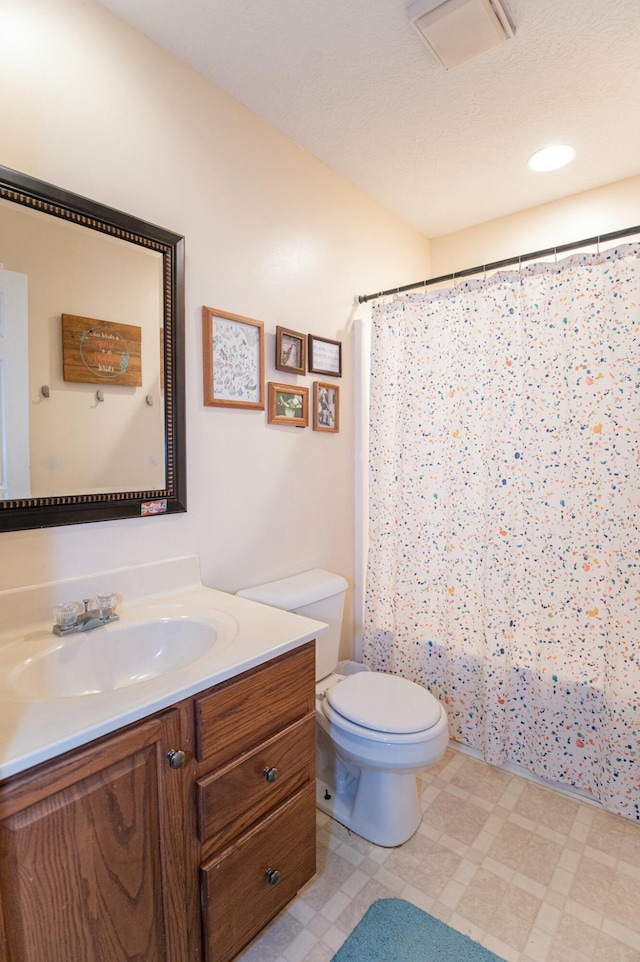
left=325, top=672, right=442, bottom=734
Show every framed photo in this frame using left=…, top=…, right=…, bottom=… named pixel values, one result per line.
left=268, top=382, right=309, bottom=427
left=313, top=381, right=340, bottom=433
left=308, top=334, right=342, bottom=377
left=275, top=326, right=306, bottom=375
left=202, top=307, right=264, bottom=409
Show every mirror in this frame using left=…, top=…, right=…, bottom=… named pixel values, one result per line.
left=0, top=165, right=185, bottom=531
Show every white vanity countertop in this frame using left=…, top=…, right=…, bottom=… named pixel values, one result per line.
left=0, top=566, right=327, bottom=781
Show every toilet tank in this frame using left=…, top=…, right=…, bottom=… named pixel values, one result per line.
left=236, top=569, right=348, bottom=681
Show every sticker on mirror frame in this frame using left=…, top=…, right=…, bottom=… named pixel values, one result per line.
left=141, top=499, right=167, bottom=516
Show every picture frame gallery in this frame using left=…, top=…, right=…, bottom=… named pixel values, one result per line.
left=202, top=307, right=341, bottom=432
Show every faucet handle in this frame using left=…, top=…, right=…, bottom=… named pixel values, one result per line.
left=53, top=601, right=81, bottom=629
left=95, top=592, right=118, bottom=620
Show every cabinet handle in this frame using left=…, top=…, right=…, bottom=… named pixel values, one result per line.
left=264, top=868, right=281, bottom=886
left=262, top=766, right=279, bottom=783
left=166, top=749, right=186, bottom=769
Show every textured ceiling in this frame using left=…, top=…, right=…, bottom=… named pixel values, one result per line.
left=97, top=0, right=640, bottom=237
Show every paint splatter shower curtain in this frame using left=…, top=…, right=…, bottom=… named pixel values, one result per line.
left=363, top=244, right=640, bottom=820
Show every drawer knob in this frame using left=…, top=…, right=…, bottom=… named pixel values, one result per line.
left=265, top=868, right=281, bottom=886
left=263, top=766, right=279, bottom=783
left=166, top=749, right=186, bottom=769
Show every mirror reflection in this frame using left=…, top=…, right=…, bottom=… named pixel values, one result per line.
left=0, top=165, right=185, bottom=531
left=0, top=196, right=165, bottom=500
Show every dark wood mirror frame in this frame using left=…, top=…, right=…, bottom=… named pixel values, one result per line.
left=0, top=165, right=186, bottom=531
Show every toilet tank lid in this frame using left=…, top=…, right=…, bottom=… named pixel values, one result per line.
left=236, top=569, right=347, bottom=610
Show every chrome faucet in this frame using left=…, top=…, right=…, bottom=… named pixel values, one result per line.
left=53, top=594, right=119, bottom=636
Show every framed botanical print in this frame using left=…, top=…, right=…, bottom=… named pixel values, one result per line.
left=202, top=307, right=264, bottom=409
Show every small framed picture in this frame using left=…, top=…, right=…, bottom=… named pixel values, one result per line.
left=202, top=306, right=265, bottom=409
left=268, top=382, right=309, bottom=427
left=275, top=326, right=306, bottom=375
left=313, top=381, right=340, bottom=433
left=308, top=334, right=342, bottom=377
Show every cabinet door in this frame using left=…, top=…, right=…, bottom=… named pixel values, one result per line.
left=0, top=710, right=189, bottom=962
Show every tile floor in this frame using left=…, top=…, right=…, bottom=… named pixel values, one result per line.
left=237, top=748, right=640, bottom=962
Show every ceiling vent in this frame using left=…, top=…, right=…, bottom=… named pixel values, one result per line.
left=406, top=0, right=515, bottom=70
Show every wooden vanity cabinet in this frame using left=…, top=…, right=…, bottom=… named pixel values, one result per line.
left=196, top=642, right=317, bottom=962
left=0, top=708, right=191, bottom=962
left=0, top=640, right=317, bottom=962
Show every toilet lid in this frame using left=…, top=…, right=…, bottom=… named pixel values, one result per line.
left=325, top=672, right=442, bottom=734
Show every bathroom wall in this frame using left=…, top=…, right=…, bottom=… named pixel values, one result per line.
left=430, top=174, right=640, bottom=275
left=0, top=0, right=430, bottom=652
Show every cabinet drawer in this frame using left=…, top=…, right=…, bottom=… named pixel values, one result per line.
left=197, top=713, right=315, bottom=851
left=195, top=642, right=315, bottom=767
left=201, top=782, right=316, bottom=962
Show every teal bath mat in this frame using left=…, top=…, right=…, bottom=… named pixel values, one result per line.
left=331, top=899, right=506, bottom=962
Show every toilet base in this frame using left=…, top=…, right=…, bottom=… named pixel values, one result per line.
left=316, top=767, right=423, bottom=848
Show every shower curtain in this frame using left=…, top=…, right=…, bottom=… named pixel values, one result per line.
left=363, top=243, right=640, bottom=820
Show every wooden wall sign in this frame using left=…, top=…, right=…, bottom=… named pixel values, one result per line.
left=62, top=314, right=142, bottom=387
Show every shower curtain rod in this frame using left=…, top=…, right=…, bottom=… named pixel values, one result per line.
left=357, top=223, right=640, bottom=304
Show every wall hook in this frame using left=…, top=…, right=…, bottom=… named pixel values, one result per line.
left=41, top=385, right=50, bottom=398
left=96, top=390, right=104, bottom=402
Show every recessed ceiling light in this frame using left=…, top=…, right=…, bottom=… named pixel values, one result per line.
left=527, top=144, right=577, bottom=173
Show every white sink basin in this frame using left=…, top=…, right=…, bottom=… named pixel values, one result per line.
left=8, top=605, right=239, bottom=698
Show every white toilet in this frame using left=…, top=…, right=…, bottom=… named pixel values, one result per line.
left=237, top=570, right=449, bottom=847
